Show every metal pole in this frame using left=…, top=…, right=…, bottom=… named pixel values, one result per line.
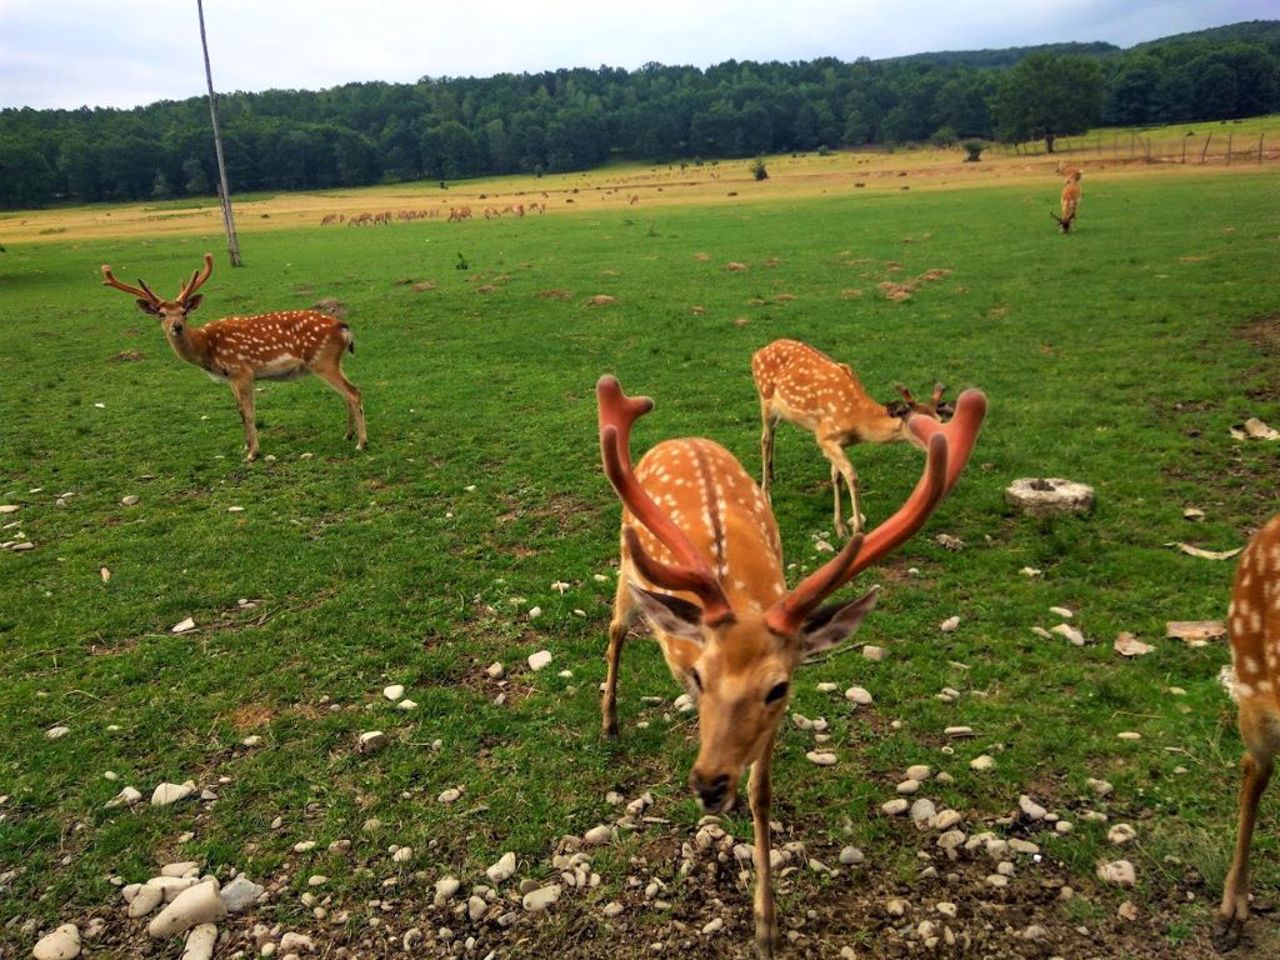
left=198, top=0, right=241, bottom=266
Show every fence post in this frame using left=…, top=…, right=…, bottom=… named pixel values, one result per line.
left=1227, top=132, right=1233, bottom=166
left=1260, top=132, right=1266, bottom=165
left=1201, top=133, right=1212, bottom=163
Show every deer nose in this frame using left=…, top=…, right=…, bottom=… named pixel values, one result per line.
left=691, top=770, right=730, bottom=811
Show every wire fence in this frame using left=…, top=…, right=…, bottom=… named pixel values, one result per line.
left=992, top=130, right=1277, bottom=166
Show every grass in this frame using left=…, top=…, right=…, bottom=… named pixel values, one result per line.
left=1, top=159, right=1279, bottom=956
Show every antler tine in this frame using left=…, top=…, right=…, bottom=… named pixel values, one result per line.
left=100, top=264, right=160, bottom=304
left=930, top=383, right=947, bottom=407
left=906, top=388, right=987, bottom=493
left=178, top=253, right=215, bottom=303
left=597, top=375, right=734, bottom=625
left=895, top=382, right=915, bottom=404
left=765, top=533, right=865, bottom=636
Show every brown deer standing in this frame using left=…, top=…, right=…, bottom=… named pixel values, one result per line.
left=597, top=374, right=986, bottom=958
left=1051, top=168, right=1082, bottom=233
left=1214, top=514, right=1280, bottom=952
left=101, top=253, right=366, bottom=461
left=752, top=338, right=952, bottom=537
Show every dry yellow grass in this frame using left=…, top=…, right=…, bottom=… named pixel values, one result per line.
left=2, top=142, right=1275, bottom=246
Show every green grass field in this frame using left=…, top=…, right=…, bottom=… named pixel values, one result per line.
left=2, top=165, right=1279, bottom=958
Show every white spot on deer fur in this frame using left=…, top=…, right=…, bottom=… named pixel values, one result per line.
left=1243, top=655, right=1260, bottom=675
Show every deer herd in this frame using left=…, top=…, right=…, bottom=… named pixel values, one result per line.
left=97, top=198, right=1272, bottom=955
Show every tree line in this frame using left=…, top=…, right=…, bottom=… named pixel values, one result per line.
left=0, top=20, right=1277, bottom=208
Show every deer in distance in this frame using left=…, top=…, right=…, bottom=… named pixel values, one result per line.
left=752, top=338, right=953, bottom=537
left=101, top=253, right=366, bottom=461
left=596, top=373, right=986, bottom=957
left=1214, top=513, right=1280, bottom=952
left=1051, top=167, right=1082, bottom=233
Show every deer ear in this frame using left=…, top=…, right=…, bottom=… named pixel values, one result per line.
left=797, top=587, right=878, bottom=659
left=135, top=298, right=161, bottom=316
left=628, top=583, right=705, bottom=644
left=185, top=294, right=203, bottom=313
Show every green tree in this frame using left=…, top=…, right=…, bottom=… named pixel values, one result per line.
left=991, top=53, right=1104, bottom=152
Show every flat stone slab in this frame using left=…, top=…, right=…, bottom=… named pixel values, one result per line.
left=1005, top=478, right=1094, bottom=517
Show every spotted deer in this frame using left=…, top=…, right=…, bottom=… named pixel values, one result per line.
left=1215, top=514, right=1280, bottom=952
left=597, top=374, right=986, bottom=958
left=752, top=338, right=952, bottom=537
left=101, top=253, right=366, bottom=461
left=1051, top=171, right=1082, bottom=233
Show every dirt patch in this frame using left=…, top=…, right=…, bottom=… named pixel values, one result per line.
left=309, top=297, right=347, bottom=319
left=229, top=704, right=276, bottom=731
left=108, top=349, right=145, bottom=362
left=587, top=295, right=618, bottom=306
left=540, top=288, right=573, bottom=300
left=411, top=281, right=436, bottom=292
left=1237, top=313, right=1280, bottom=404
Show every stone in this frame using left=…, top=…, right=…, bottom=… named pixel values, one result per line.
left=1097, top=860, right=1136, bottom=887
left=220, top=876, right=264, bottom=913
left=161, top=861, right=201, bottom=877
left=969, top=754, right=995, bottom=771
left=932, top=810, right=963, bottom=831
left=45, top=726, right=70, bottom=740
left=1108, top=824, right=1137, bottom=846
left=396, top=699, right=417, bottom=711
left=845, top=686, right=873, bottom=705
left=1056, top=820, right=1074, bottom=835
left=522, top=884, right=562, bottom=912
left=1051, top=623, right=1087, bottom=646
left=0, top=505, right=18, bottom=514
left=33, top=924, right=81, bottom=960
left=1019, top=796, right=1047, bottom=821
left=280, top=933, right=314, bottom=953
left=862, top=645, right=887, bottom=662
left=910, top=799, right=937, bottom=823
left=528, top=650, right=553, bottom=671
left=182, top=924, right=218, bottom=960
left=944, top=726, right=974, bottom=738
left=434, top=876, right=460, bottom=905
left=128, top=884, right=165, bottom=917
left=358, top=731, right=388, bottom=754
left=838, top=846, right=864, bottom=865
left=881, top=798, right=909, bottom=815
left=939, top=616, right=960, bottom=633
left=121, top=495, right=141, bottom=506
left=468, top=895, right=488, bottom=921
left=584, top=825, right=613, bottom=845
left=1049, top=606, right=1073, bottom=619
left=603, top=901, right=624, bottom=918
left=906, top=765, right=932, bottom=781
left=149, top=881, right=227, bottom=938
left=702, top=917, right=724, bottom=935
left=807, top=751, right=838, bottom=766
left=151, top=781, right=197, bottom=806
left=105, top=785, right=143, bottom=809
left=171, top=618, right=196, bottom=635
left=1005, top=478, right=1095, bottom=517
left=383, top=684, right=405, bottom=701
left=896, top=778, right=921, bottom=795
left=438, top=787, right=462, bottom=804
left=1087, top=777, right=1114, bottom=797
left=487, top=852, right=517, bottom=883
left=486, top=662, right=505, bottom=679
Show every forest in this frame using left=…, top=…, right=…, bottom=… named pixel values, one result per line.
left=0, top=20, right=1277, bottom=208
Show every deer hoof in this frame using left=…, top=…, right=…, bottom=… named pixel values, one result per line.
left=1212, top=915, right=1244, bottom=953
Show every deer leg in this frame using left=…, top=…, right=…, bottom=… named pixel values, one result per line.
left=315, top=366, right=367, bottom=450
left=759, top=405, right=777, bottom=502
left=230, top=377, right=259, bottom=462
left=819, top=439, right=860, bottom=537
left=602, top=584, right=636, bottom=739
left=749, top=749, right=778, bottom=959
left=1214, top=704, right=1277, bottom=952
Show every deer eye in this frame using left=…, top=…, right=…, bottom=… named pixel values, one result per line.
left=765, top=681, right=789, bottom=705
left=689, top=668, right=703, bottom=692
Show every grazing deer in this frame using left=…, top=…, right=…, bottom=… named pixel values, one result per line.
left=1051, top=172, right=1082, bottom=233
left=597, top=374, right=986, bottom=958
left=101, top=253, right=366, bottom=461
left=752, top=339, right=952, bottom=537
left=1214, top=514, right=1280, bottom=952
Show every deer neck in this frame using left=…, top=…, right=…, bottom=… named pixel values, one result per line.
left=165, top=324, right=216, bottom=373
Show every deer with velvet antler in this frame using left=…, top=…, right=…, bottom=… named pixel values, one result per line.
left=596, top=374, right=986, bottom=957
left=101, top=253, right=365, bottom=460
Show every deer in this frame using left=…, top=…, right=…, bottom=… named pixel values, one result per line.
left=752, top=338, right=953, bottom=538
left=101, top=253, right=366, bottom=461
left=1051, top=171, right=1082, bottom=233
left=596, top=374, right=986, bottom=958
left=1214, top=513, right=1280, bottom=952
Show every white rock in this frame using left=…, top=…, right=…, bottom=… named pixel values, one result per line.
left=1108, top=824, right=1137, bottom=846
left=673, top=693, right=695, bottom=712
left=486, top=662, right=505, bottom=679
left=438, top=787, right=462, bottom=804
left=151, top=781, right=197, bottom=806
left=1051, top=623, right=1087, bottom=646
left=128, top=883, right=164, bottom=917
left=1005, top=478, right=1095, bottom=517
left=434, top=876, right=460, bottom=904
left=528, top=650, right=553, bottom=671
left=939, top=616, right=960, bottom=633
left=468, top=895, right=488, bottom=922
left=862, top=645, right=887, bottom=662
left=602, top=900, right=624, bottom=918
left=121, top=495, right=141, bottom=506
left=182, top=923, right=218, bottom=960
left=306, top=875, right=328, bottom=886
left=584, top=825, right=613, bottom=845
left=0, top=505, right=18, bottom=514
left=839, top=846, right=864, bottom=865
left=906, top=764, right=932, bottom=781
left=392, top=846, right=413, bottom=862
left=1019, top=796, right=1047, bottom=821
left=1117, top=731, right=1142, bottom=741
left=219, top=876, right=264, bottom=913
left=1097, top=860, right=1137, bottom=887
left=896, top=778, right=920, bottom=795
left=816, top=682, right=839, bottom=693
left=105, top=786, right=143, bottom=809
left=522, top=884, right=562, bottom=912
left=383, top=684, right=405, bottom=701
left=528, top=606, right=543, bottom=620
left=45, top=725, right=70, bottom=740
left=969, top=755, right=996, bottom=771
left=1056, top=820, right=1074, bottom=835
left=161, top=861, right=201, bottom=877
left=881, top=798, right=909, bottom=816
left=241, top=735, right=262, bottom=748
left=945, top=725, right=974, bottom=738
left=1087, top=777, right=1114, bottom=797
left=845, top=686, right=873, bottom=705
left=807, top=751, right=838, bottom=766
left=1049, top=606, right=1073, bottom=618
left=487, top=852, right=517, bottom=883
left=280, top=932, right=314, bottom=954
left=148, top=881, right=226, bottom=938
left=358, top=730, right=388, bottom=753
left=910, top=799, right=937, bottom=822
left=33, top=924, right=81, bottom=960
left=171, top=618, right=196, bottom=635
left=932, top=810, right=963, bottom=831
left=702, top=917, right=724, bottom=935
left=397, top=699, right=418, bottom=711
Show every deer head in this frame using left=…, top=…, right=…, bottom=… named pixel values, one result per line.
left=101, top=253, right=214, bottom=340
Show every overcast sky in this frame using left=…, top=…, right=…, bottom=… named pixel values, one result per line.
left=0, top=1, right=1272, bottom=111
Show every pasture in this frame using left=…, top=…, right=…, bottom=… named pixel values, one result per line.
left=1, top=153, right=1279, bottom=958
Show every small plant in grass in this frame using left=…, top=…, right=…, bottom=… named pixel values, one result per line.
left=962, top=139, right=986, bottom=162
left=751, top=158, right=769, bottom=181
